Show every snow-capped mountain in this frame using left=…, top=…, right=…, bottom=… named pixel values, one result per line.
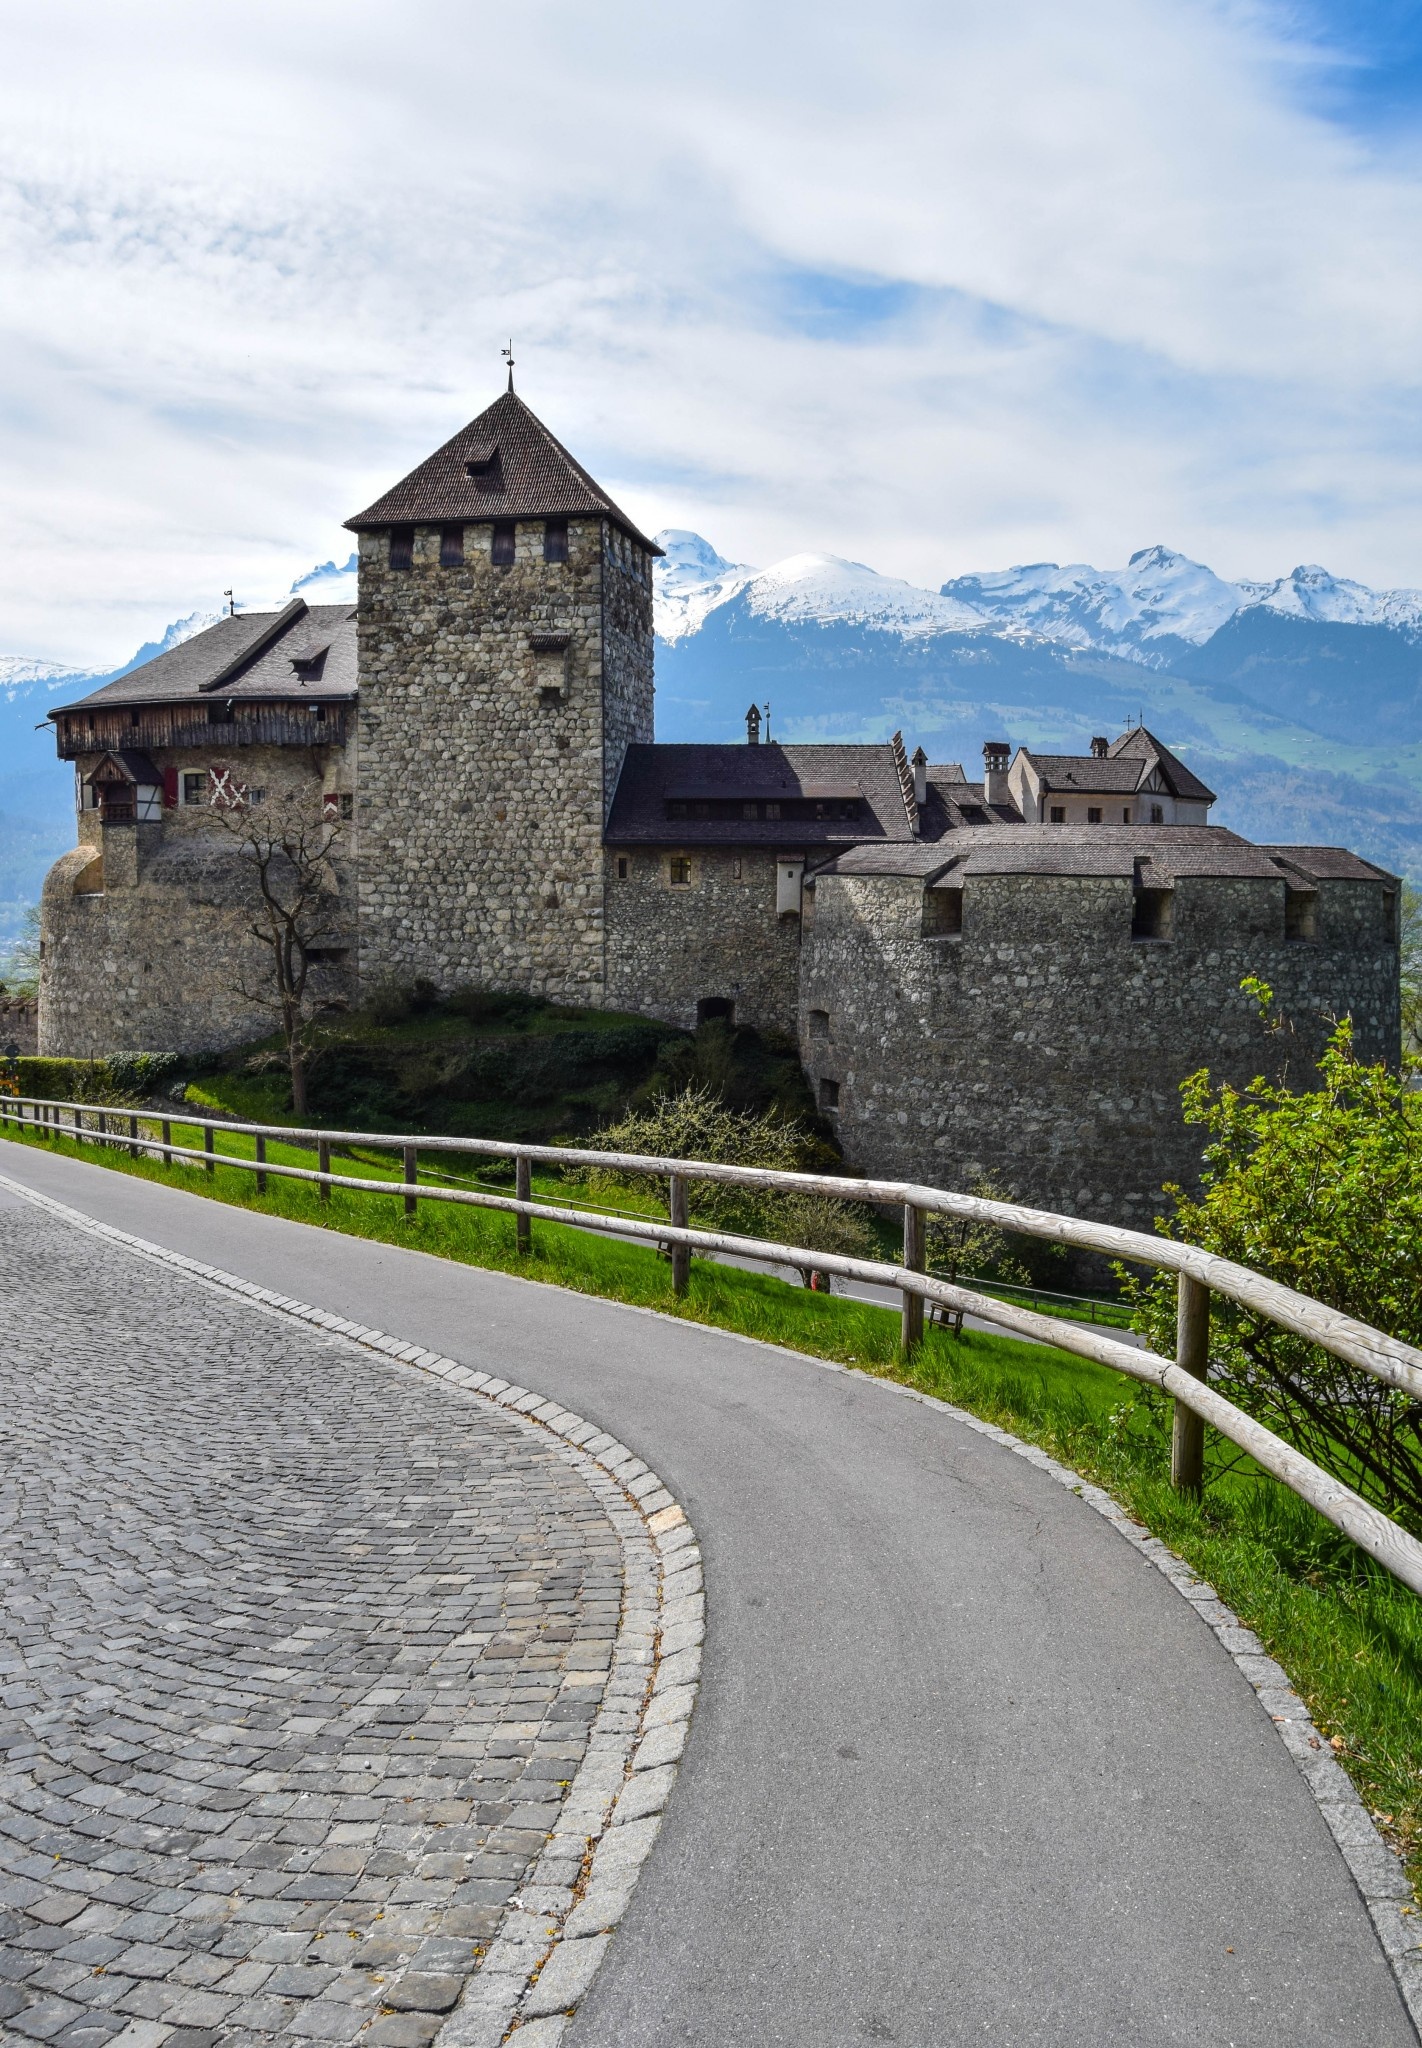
left=653, top=532, right=1422, bottom=669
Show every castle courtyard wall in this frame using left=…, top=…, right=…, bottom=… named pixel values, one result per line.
left=603, top=843, right=803, bottom=1035
left=799, top=868, right=1400, bottom=1231
left=40, top=740, right=355, bottom=1059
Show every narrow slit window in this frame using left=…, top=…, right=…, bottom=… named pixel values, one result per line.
left=543, top=518, right=569, bottom=564
left=616, top=856, right=629, bottom=880
left=491, top=521, right=516, bottom=567
left=1285, top=889, right=1319, bottom=943
left=388, top=525, right=414, bottom=570
left=819, top=1078, right=840, bottom=1111
left=439, top=525, right=465, bottom=568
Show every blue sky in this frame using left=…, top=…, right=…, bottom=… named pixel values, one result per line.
left=2, top=0, right=1422, bottom=665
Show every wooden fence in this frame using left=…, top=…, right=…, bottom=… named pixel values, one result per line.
left=5, top=1089, right=1422, bottom=1598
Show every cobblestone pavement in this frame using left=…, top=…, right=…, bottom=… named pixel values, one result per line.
left=0, top=1197, right=629, bottom=2048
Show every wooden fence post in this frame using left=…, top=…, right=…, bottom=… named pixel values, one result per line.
left=516, top=1154, right=532, bottom=1253
left=1171, top=1273, right=1211, bottom=1496
left=403, top=1144, right=418, bottom=1217
left=669, top=1174, right=690, bottom=1296
left=203, top=1126, right=215, bottom=1176
left=129, top=1114, right=140, bottom=1161
left=901, top=1202, right=926, bottom=1354
left=255, top=1132, right=267, bottom=1195
left=318, top=1137, right=331, bottom=1203
left=161, top=1118, right=172, bottom=1166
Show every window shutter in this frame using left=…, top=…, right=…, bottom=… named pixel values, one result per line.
left=162, top=766, right=179, bottom=809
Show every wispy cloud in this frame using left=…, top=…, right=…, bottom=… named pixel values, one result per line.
left=2, top=0, right=1422, bottom=662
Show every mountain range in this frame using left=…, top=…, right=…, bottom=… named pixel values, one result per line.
left=2, top=535, right=1420, bottom=956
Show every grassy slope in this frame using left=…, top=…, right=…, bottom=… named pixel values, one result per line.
left=4, top=1107, right=1420, bottom=1901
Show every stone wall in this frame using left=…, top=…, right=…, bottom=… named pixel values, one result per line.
left=356, top=517, right=654, bottom=1003
left=39, top=741, right=356, bottom=1059
left=799, top=867, right=1400, bottom=1232
left=0, top=994, right=37, bottom=1055
left=604, top=843, right=804, bottom=1035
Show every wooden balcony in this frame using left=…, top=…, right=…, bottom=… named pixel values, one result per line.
left=54, top=701, right=351, bottom=759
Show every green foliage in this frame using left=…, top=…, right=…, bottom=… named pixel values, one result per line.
left=926, top=1176, right=1067, bottom=1291
left=638, top=1017, right=825, bottom=1129
left=581, top=1084, right=876, bottom=1260
left=1128, top=981, right=1422, bottom=1531
left=14, top=1052, right=183, bottom=1105
left=0, top=903, right=40, bottom=999
left=1402, top=883, right=1422, bottom=1055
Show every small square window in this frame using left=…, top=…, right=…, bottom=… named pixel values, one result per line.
left=1049, top=805, right=1066, bottom=824
left=1132, top=888, right=1173, bottom=941
left=491, top=521, right=516, bottom=567
left=669, top=856, right=692, bottom=887
left=1150, top=802, right=1165, bottom=824
left=544, top=518, right=569, bottom=564
left=388, top=525, right=414, bottom=570
left=922, top=888, right=963, bottom=938
left=616, top=855, right=629, bottom=880
left=183, top=772, right=205, bottom=806
left=765, top=801, right=780, bottom=820
left=1285, top=889, right=1318, bottom=943
left=666, top=801, right=687, bottom=819
left=808, top=1008, right=830, bottom=1041
left=742, top=802, right=758, bottom=819
left=819, top=1078, right=840, bottom=1111
left=247, top=787, right=267, bottom=806
left=1087, top=806, right=1102, bottom=824
left=439, top=525, right=464, bottom=568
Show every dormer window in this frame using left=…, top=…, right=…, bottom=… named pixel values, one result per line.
left=466, top=449, right=503, bottom=493
left=491, top=521, right=516, bottom=567
left=291, top=646, right=329, bottom=683
left=388, top=526, right=414, bottom=570
left=440, top=525, right=465, bottom=568
left=544, top=518, right=569, bottom=564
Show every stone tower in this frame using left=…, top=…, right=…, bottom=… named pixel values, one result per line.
left=345, top=386, right=660, bottom=1001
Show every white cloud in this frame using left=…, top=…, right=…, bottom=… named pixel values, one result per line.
left=1, top=0, right=1421, bottom=663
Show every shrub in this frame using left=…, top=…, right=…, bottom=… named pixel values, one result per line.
left=580, top=1085, right=877, bottom=1260
left=15, top=1053, right=182, bottom=1105
left=1126, top=982, right=1422, bottom=1531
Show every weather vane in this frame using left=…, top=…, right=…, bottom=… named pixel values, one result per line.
left=502, top=340, right=515, bottom=392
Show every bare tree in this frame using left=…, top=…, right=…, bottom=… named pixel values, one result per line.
left=211, top=780, right=347, bottom=1115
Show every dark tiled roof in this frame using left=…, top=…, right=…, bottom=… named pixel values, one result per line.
left=1259, top=845, right=1397, bottom=884
left=606, top=743, right=916, bottom=846
left=814, top=825, right=1291, bottom=883
left=1108, top=725, right=1216, bottom=802
left=1018, top=725, right=1216, bottom=804
left=344, top=389, right=661, bottom=552
left=50, top=603, right=357, bottom=714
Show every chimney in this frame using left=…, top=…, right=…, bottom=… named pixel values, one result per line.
left=911, top=745, right=928, bottom=808
left=745, top=703, right=761, bottom=745
left=982, top=741, right=1010, bottom=807
left=1090, top=734, right=1109, bottom=758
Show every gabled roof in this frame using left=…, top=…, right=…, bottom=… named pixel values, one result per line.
left=1017, top=725, right=1216, bottom=804
left=49, top=604, right=358, bottom=715
left=607, top=743, right=918, bottom=846
left=344, top=389, right=662, bottom=552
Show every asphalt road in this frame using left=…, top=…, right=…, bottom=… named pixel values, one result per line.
left=0, top=1141, right=1412, bottom=2047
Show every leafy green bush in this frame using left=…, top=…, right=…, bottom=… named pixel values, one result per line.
left=1127, top=981, right=1422, bottom=1531
left=14, top=1053, right=183, bottom=1105
left=581, top=1085, right=877, bottom=1260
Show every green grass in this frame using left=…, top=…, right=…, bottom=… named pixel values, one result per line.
left=4, top=1106, right=1422, bottom=1902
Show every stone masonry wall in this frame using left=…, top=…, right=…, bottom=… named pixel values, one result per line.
left=604, top=844, right=803, bottom=1035
left=799, top=868, right=1400, bottom=1232
left=356, top=517, right=653, bottom=1003
left=40, top=740, right=355, bottom=1059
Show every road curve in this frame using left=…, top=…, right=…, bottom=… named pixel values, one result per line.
left=0, top=1141, right=1414, bottom=2047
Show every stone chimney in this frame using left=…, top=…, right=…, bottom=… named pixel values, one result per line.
left=1090, top=734, right=1109, bottom=758
left=911, top=745, right=928, bottom=808
left=745, top=703, right=762, bottom=745
left=982, top=741, right=1010, bottom=807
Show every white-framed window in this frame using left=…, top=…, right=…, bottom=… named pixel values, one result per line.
left=183, top=773, right=206, bottom=806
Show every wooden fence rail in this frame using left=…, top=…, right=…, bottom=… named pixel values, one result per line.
left=5, top=1089, right=1422, bottom=1598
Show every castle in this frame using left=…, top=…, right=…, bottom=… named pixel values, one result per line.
left=40, top=386, right=1401, bottom=1228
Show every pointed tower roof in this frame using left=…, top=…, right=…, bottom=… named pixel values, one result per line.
left=344, top=389, right=662, bottom=552
left=1107, top=724, right=1215, bottom=803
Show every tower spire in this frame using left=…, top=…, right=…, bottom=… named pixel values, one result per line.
left=502, top=339, right=515, bottom=393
